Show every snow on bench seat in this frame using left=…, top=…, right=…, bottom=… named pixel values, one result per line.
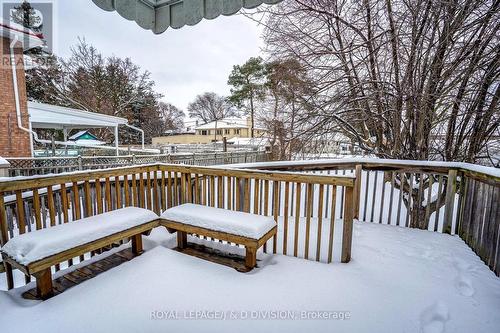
left=1, top=207, right=159, bottom=265
left=161, top=203, right=276, bottom=240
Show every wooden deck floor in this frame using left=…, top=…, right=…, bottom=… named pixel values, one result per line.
left=22, top=249, right=138, bottom=300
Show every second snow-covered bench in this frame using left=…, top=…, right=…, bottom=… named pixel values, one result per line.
left=0, top=207, right=160, bottom=299
left=160, top=203, right=277, bottom=271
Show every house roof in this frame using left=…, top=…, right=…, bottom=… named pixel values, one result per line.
left=69, top=130, right=98, bottom=141
left=0, top=19, right=44, bottom=50
left=92, top=0, right=283, bottom=34
left=195, top=118, right=249, bottom=130
left=28, top=102, right=128, bottom=129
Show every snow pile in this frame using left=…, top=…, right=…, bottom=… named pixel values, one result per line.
left=1, top=222, right=499, bottom=333
left=1, top=207, right=159, bottom=265
left=0, top=156, right=8, bottom=166
left=161, top=204, right=276, bottom=239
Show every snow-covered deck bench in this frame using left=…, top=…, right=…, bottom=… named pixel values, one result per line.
left=160, top=204, right=277, bottom=271
left=1, top=207, right=160, bottom=299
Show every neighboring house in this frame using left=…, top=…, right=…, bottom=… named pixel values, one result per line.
left=152, top=117, right=267, bottom=145
left=68, top=130, right=106, bottom=146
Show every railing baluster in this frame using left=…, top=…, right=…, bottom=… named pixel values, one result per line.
left=327, top=186, right=337, bottom=263
left=283, top=181, right=289, bottom=255
left=47, top=186, right=56, bottom=226
left=105, top=178, right=112, bottom=212
left=293, top=182, right=302, bottom=257
left=139, top=173, right=145, bottom=208
left=84, top=181, right=93, bottom=217
left=15, top=190, right=26, bottom=234
left=272, top=180, right=279, bottom=254
left=115, top=176, right=122, bottom=210
left=304, top=183, right=313, bottom=259
left=153, top=171, right=160, bottom=213
left=316, top=184, right=324, bottom=262
left=434, top=175, right=444, bottom=232
left=95, top=179, right=103, bottom=214
left=146, top=171, right=152, bottom=210
left=33, top=188, right=42, bottom=230
left=124, top=174, right=130, bottom=207
left=396, top=172, right=403, bottom=226
left=161, top=171, right=166, bottom=211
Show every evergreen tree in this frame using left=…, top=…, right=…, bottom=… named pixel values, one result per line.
left=10, top=1, right=42, bottom=32
left=228, top=57, right=267, bottom=138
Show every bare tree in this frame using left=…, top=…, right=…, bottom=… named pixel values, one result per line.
left=26, top=38, right=165, bottom=144
left=250, top=0, right=500, bottom=229
left=157, top=102, right=185, bottom=133
left=187, top=92, right=235, bottom=123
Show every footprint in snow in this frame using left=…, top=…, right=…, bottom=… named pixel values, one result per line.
left=420, top=302, right=450, bottom=333
left=455, top=275, right=475, bottom=297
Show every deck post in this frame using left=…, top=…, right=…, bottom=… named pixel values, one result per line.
left=341, top=186, right=354, bottom=263
left=443, top=169, right=458, bottom=234
left=131, top=234, right=143, bottom=255
left=34, top=268, right=53, bottom=300
left=353, top=165, right=362, bottom=219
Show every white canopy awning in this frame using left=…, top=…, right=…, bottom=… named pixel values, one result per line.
left=28, top=102, right=128, bottom=129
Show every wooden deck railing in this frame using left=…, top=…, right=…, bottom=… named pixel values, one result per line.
left=0, top=163, right=356, bottom=288
left=235, top=159, right=500, bottom=276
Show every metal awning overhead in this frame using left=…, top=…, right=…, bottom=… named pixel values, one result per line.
left=92, top=0, right=282, bottom=34
left=28, top=102, right=128, bottom=129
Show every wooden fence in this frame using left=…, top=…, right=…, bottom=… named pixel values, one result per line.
left=5, top=151, right=269, bottom=177
left=237, top=159, right=500, bottom=276
left=0, top=163, right=356, bottom=289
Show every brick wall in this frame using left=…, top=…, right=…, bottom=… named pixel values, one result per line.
left=0, top=36, right=32, bottom=157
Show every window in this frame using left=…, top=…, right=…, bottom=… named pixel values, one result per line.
left=235, top=129, right=241, bottom=135
left=224, top=129, right=230, bottom=135
left=201, top=130, right=208, bottom=135
left=216, top=129, right=223, bottom=135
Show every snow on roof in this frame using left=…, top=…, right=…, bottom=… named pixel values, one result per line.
left=0, top=19, right=44, bottom=50
left=195, top=118, right=248, bottom=130
left=195, top=118, right=266, bottom=131
left=28, top=102, right=128, bottom=129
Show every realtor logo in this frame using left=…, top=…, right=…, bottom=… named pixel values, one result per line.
left=2, top=0, right=54, bottom=54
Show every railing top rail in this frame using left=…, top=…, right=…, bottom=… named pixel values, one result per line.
left=0, top=162, right=355, bottom=192
left=229, top=158, right=500, bottom=183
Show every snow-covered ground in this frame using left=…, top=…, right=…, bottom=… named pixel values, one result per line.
left=1, top=221, right=499, bottom=333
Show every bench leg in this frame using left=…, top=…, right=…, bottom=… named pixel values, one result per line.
left=4, top=261, right=14, bottom=290
left=177, top=231, right=187, bottom=249
left=34, top=268, right=53, bottom=300
left=245, top=247, right=257, bottom=270
left=131, top=234, right=143, bottom=255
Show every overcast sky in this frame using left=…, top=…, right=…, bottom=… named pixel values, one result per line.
left=54, top=0, right=265, bottom=111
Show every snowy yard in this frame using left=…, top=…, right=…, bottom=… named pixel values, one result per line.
left=1, top=221, right=499, bottom=333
